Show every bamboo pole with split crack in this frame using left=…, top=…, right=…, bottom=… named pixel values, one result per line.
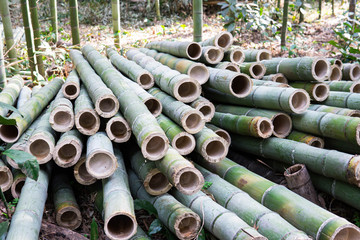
left=190, top=96, right=215, bottom=122
left=49, top=90, right=74, bottom=132
left=10, top=169, right=26, bottom=198
left=286, top=130, right=324, bottom=148
left=193, top=0, right=203, bottom=42
left=62, top=70, right=80, bottom=100
left=145, top=41, right=202, bottom=60
left=16, top=86, right=32, bottom=109
left=69, top=0, right=80, bottom=46
left=54, top=129, right=83, bottom=168
left=50, top=0, right=58, bottom=43
left=105, top=112, right=132, bottom=143
left=0, top=158, right=13, bottom=192
left=111, top=0, right=121, bottom=49
left=308, top=104, right=360, bottom=117
left=73, top=155, right=96, bottom=185
left=0, top=75, right=24, bottom=116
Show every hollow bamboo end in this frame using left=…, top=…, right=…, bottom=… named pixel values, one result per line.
left=312, top=58, right=331, bottom=81
left=329, top=65, right=342, bottom=81
left=144, top=98, right=162, bottom=117
left=86, top=151, right=117, bottom=179
left=312, top=83, right=330, bottom=102
left=174, top=79, right=201, bottom=103
left=186, top=42, right=202, bottom=60
left=141, top=133, right=169, bottom=161
left=348, top=110, right=360, bottom=118
left=174, top=166, right=204, bottom=195
left=75, top=110, right=100, bottom=136
left=56, top=206, right=82, bottom=230
left=137, top=73, right=155, bottom=89
left=333, top=59, right=343, bottom=69
left=329, top=224, right=360, bottom=240
left=172, top=132, right=196, bottom=156
left=350, top=82, right=360, bottom=93
left=0, top=124, right=20, bottom=143
left=225, top=63, right=240, bottom=72
left=194, top=102, right=215, bottom=123
left=230, top=73, right=253, bottom=98
left=144, top=168, right=172, bottom=195
left=62, top=83, right=80, bottom=100
left=230, top=49, right=245, bottom=64
left=27, top=134, right=54, bottom=164
left=257, top=49, right=272, bottom=61
left=181, top=110, right=205, bottom=134
left=49, top=106, right=75, bottom=132
left=6, top=146, right=23, bottom=169
left=54, top=140, right=82, bottom=168
left=215, top=32, right=233, bottom=50
left=105, top=213, right=137, bottom=240
left=273, top=73, right=288, bottom=83
left=250, top=63, right=266, bottom=79
left=106, top=117, right=132, bottom=143
left=255, top=117, right=273, bottom=139
left=188, top=64, right=210, bottom=85
left=74, top=157, right=97, bottom=185
left=174, top=212, right=201, bottom=240
left=214, top=128, right=231, bottom=146
left=350, top=64, right=360, bottom=81
left=11, top=175, right=26, bottom=198
left=289, top=89, right=310, bottom=114
left=284, top=164, right=306, bottom=179
left=204, top=47, right=224, bottom=64
left=95, top=95, right=119, bottom=118
left=0, top=166, right=13, bottom=192
left=272, top=113, right=292, bottom=138
left=201, top=137, right=228, bottom=163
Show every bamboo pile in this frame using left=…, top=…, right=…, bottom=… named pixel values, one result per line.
left=1, top=31, right=360, bottom=240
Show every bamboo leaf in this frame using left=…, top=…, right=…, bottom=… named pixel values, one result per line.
left=0, top=116, right=16, bottom=126
left=134, top=199, right=158, bottom=216
left=90, top=218, right=99, bottom=240
left=148, top=219, right=162, bottom=235
left=3, top=149, right=39, bottom=181
left=0, top=220, right=9, bottom=240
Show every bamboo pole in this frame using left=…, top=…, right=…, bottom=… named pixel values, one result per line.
left=145, top=41, right=202, bottom=60
left=199, top=46, right=224, bottom=64
left=0, top=75, right=24, bottom=116
left=243, top=49, right=272, bottom=62
left=69, top=0, right=80, bottom=46
left=52, top=173, right=82, bottom=230
left=62, top=70, right=80, bottom=100
left=342, top=63, right=360, bottom=81
left=80, top=46, right=169, bottom=160
left=193, top=0, right=203, bottom=42
left=328, top=65, right=342, bottom=81
left=49, top=91, right=74, bottom=132
left=190, top=96, right=215, bottom=122
left=281, top=0, right=289, bottom=48
left=50, top=0, right=58, bottom=43
left=129, top=170, right=201, bottom=240
left=239, top=62, right=266, bottom=79
left=111, top=0, right=121, bottom=49
left=289, top=82, right=329, bottom=102
left=261, top=73, right=288, bottom=83
left=328, top=58, right=343, bottom=69
left=213, top=61, right=240, bottom=72
left=286, top=130, right=324, bottom=148
left=252, top=79, right=289, bottom=87
left=73, top=155, right=96, bottom=185
left=322, top=91, right=360, bottom=110
left=206, top=123, right=231, bottom=145
left=32, top=84, right=41, bottom=95
left=325, top=80, right=360, bottom=93
left=200, top=31, right=233, bottom=50
left=0, top=77, right=63, bottom=143
left=223, top=48, right=245, bottom=64
left=308, top=104, right=360, bottom=117
left=155, top=0, right=160, bottom=19
left=0, top=30, right=5, bottom=88
left=0, top=158, right=13, bottom=192
left=195, top=156, right=360, bottom=240
left=130, top=226, right=151, bottom=240
left=106, top=112, right=132, bottom=143
left=10, top=169, right=26, bottom=198
left=54, top=129, right=83, bottom=168
left=16, top=86, right=32, bottom=109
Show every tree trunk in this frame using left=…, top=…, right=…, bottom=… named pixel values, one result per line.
left=50, top=0, right=58, bottom=43
left=280, top=0, right=289, bottom=48
left=349, top=0, right=356, bottom=20
left=155, top=0, right=161, bottom=19
left=0, top=29, right=5, bottom=88
left=332, top=0, right=335, bottom=16
left=69, top=0, right=80, bottom=46
left=318, top=0, right=322, bottom=19
left=111, top=0, right=121, bottom=49
left=299, top=0, right=304, bottom=22
left=193, top=0, right=203, bottom=42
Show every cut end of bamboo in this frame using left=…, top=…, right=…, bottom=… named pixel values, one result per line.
left=309, top=138, right=324, bottom=148
left=348, top=110, right=360, bottom=118
left=144, top=98, right=162, bottom=117
left=329, top=224, right=360, bottom=240
left=257, top=49, right=272, bottom=61
left=194, top=101, right=215, bottom=122
left=289, top=90, right=310, bottom=114
left=56, top=206, right=82, bottom=230
left=11, top=175, right=26, bottom=198
left=62, top=83, right=80, bottom=100
left=204, top=47, right=224, bottom=64
left=27, top=135, right=54, bottom=164
left=230, top=49, right=245, bottom=64
left=0, top=166, right=13, bottom=192
left=49, top=106, right=75, bottom=132
left=174, top=212, right=201, bottom=240
left=272, top=73, right=288, bottom=83
left=75, top=110, right=100, bottom=135
left=141, top=133, right=169, bottom=161
left=349, top=64, right=360, bottom=81
left=329, top=65, right=342, bottom=81
left=272, top=113, right=292, bottom=138
left=95, top=95, right=119, bottom=118
left=312, top=83, right=330, bottom=102
left=225, top=63, right=240, bottom=72
left=312, top=58, right=331, bottom=81
left=174, top=166, right=204, bottom=195
left=172, top=132, right=196, bottom=156
left=105, top=213, right=137, bottom=240
left=332, top=59, right=343, bottom=69
left=181, top=110, right=205, bottom=134
left=186, top=42, right=202, bottom=60
left=215, top=32, right=233, bottom=50
left=86, top=151, right=117, bottom=179
left=255, top=117, right=273, bottom=138
left=250, top=63, right=266, bottom=79
left=188, top=64, right=210, bottom=85
left=230, top=73, right=253, bottom=98
left=214, top=128, right=231, bottom=146
left=0, top=125, right=20, bottom=143
left=74, top=157, right=97, bottom=185
left=106, top=116, right=132, bottom=143
left=54, top=141, right=82, bottom=168
left=144, top=168, right=172, bottom=195
left=174, top=79, right=201, bottom=103
left=201, top=137, right=228, bottom=162
left=350, top=82, right=360, bottom=93
left=137, top=73, right=155, bottom=89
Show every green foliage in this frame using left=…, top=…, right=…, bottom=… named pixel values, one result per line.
left=0, top=102, right=24, bottom=125
left=202, top=181, right=213, bottom=190
left=148, top=219, right=162, bottom=235
left=134, top=199, right=158, bottom=216
left=90, top=218, right=99, bottom=240
left=3, top=149, right=39, bottom=181
left=0, top=220, right=9, bottom=240
left=353, top=212, right=360, bottom=227
left=0, top=188, right=10, bottom=219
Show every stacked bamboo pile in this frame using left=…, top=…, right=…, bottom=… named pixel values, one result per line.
left=1, top=31, right=360, bottom=240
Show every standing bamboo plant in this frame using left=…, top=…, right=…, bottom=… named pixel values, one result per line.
left=0, top=29, right=5, bottom=88
left=50, top=0, right=58, bottom=43
left=111, top=0, right=121, bottom=49
left=193, top=0, right=203, bottom=42
left=280, top=0, right=289, bottom=49
left=69, top=0, right=80, bottom=46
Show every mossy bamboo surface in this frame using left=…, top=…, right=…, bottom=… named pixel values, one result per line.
left=243, top=49, right=272, bottom=62
left=62, top=70, right=80, bottom=100
left=102, top=149, right=137, bottom=239
left=172, top=189, right=266, bottom=240
left=325, top=80, right=360, bottom=93
left=73, top=155, right=96, bottom=185
left=111, top=0, right=121, bottom=49
left=52, top=173, right=82, bottom=230
left=0, top=0, right=19, bottom=72
left=0, top=158, right=13, bottom=191
left=252, top=79, right=289, bottom=87
left=107, top=48, right=154, bottom=89
left=199, top=31, right=233, bottom=50
left=289, top=82, right=329, bottom=101
left=324, top=138, right=360, bottom=155
left=10, top=169, right=26, bottom=198
left=223, top=48, right=245, bottom=64
left=105, top=112, right=132, bottom=143
left=29, top=0, right=45, bottom=77
left=308, top=104, right=360, bottom=117
left=291, top=110, right=360, bottom=145
left=342, top=63, right=360, bottom=81
left=6, top=165, right=50, bottom=240
left=17, top=86, right=32, bottom=109
left=239, top=62, right=266, bottom=79
left=214, top=61, right=240, bottom=72
left=261, top=73, right=288, bottom=83
left=54, top=129, right=83, bottom=168
left=203, top=86, right=310, bottom=114
left=145, top=41, right=202, bottom=60
left=69, top=0, right=80, bottom=46
left=322, top=91, right=360, bottom=110
left=50, top=0, right=58, bottom=42
left=149, top=87, right=205, bottom=134
left=69, top=49, right=119, bottom=118
left=206, top=123, right=231, bottom=145
left=0, top=31, right=5, bottom=88
left=0, top=75, right=24, bottom=116
left=199, top=46, right=224, bottom=64
left=156, top=114, right=195, bottom=155
left=193, top=0, right=203, bottom=42
left=230, top=134, right=360, bottom=186
left=80, top=46, right=168, bottom=160
left=130, top=226, right=151, bottom=240
left=0, top=77, right=63, bottom=143
left=195, top=156, right=360, bottom=240
left=129, top=170, right=201, bottom=240
left=287, top=130, right=324, bottom=148
left=49, top=90, right=74, bottom=132
left=195, top=164, right=310, bottom=240
left=190, top=96, right=215, bottom=122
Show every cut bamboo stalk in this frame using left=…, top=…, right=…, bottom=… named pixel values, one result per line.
left=252, top=79, right=289, bottom=87
left=107, top=48, right=154, bottom=89
left=195, top=156, right=360, bottom=240
left=16, top=86, right=32, bottom=109
left=31, top=85, right=41, bottom=95
left=308, top=104, right=360, bottom=117
left=129, top=170, right=201, bottom=240
left=69, top=0, right=80, bottom=46
left=130, top=226, right=151, bottom=240
left=190, top=96, right=215, bottom=122
left=322, top=91, right=360, bottom=110
left=62, top=70, right=80, bottom=100
left=292, top=110, right=360, bottom=145
left=80, top=46, right=169, bottom=160
left=239, top=62, right=266, bottom=79
left=106, top=112, right=132, bottom=143
left=342, top=63, right=360, bottom=81
left=50, top=0, right=58, bottom=42
left=206, top=68, right=253, bottom=98
left=286, top=130, right=324, bottom=148
left=111, top=0, right=121, bottom=49
left=49, top=91, right=74, bottom=132
left=10, top=169, right=26, bottom=198
left=199, top=46, right=224, bottom=64
left=203, top=85, right=310, bottom=114
left=52, top=173, right=82, bottom=230
left=0, top=75, right=24, bottom=116
left=206, top=123, right=231, bottom=145
left=74, top=85, right=100, bottom=135
left=193, top=0, right=203, bottom=42
left=325, top=80, right=360, bottom=93
left=0, top=77, right=63, bottom=143
left=243, top=49, right=272, bottom=62
left=149, top=87, right=205, bottom=134
left=145, top=41, right=202, bottom=60
left=73, top=155, right=97, bottom=185
left=328, top=58, right=343, bottom=69
left=214, top=61, right=240, bottom=72
left=289, top=82, right=329, bottom=102
left=6, top=165, right=50, bottom=240
left=86, top=132, right=117, bottom=179
left=103, top=149, right=137, bottom=240
left=69, top=50, right=119, bottom=118
left=195, top=163, right=311, bottom=240
left=211, top=112, right=273, bottom=139
left=0, top=30, right=5, bottom=88
left=54, top=129, right=83, bottom=168
left=194, top=126, right=228, bottom=162
left=262, top=73, right=288, bottom=83
left=261, top=57, right=331, bottom=82
left=0, top=158, right=13, bottom=192
left=156, top=114, right=195, bottom=155
left=230, top=135, right=360, bottom=186
left=172, top=189, right=267, bottom=240
left=215, top=104, right=292, bottom=138
left=223, top=48, right=245, bottom=64
left=200, top=31, right=233, bottom=50
left=328, top=65, right=342, bottom=81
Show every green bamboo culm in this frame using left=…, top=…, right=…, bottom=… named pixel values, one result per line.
left=252, top=79, right=288, bottom=87
left=0, top=0, right=19, bottom=72
left=130, top=226, right=151, bottom=240
left=308, top=104, right=360, bottom=117
left=286, top=130, right=324, bottom=148
left=193, top=0, right=203, bottom=42
left=0, top=159, right=13, bottom=192
left=325, top=80, right=360, bottom=93
left=0, top=30, right=5, bottom=88
left=6, top=165, right=51, bottom=240
left=29, top=0, right=45, bottom=77
left=325, top=138, right=360, bottom=155
left=50, top=0, right=58, bottom=43
left=69, top=0, right=80, bottom=46
left=155, top=0, right=161, bottom=19
left=10, top=169, right=26, bottom=198
left=0, top=75, right=24, bottom=116
left=195, top=156, right=360, bottom=240
left=145, top=41, right=202, bottom=60
left=322, top=91, right=360, bottom=110
left=280, top=0, right=289, bottom=48
left=111, top=0, right=121, bottom=49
